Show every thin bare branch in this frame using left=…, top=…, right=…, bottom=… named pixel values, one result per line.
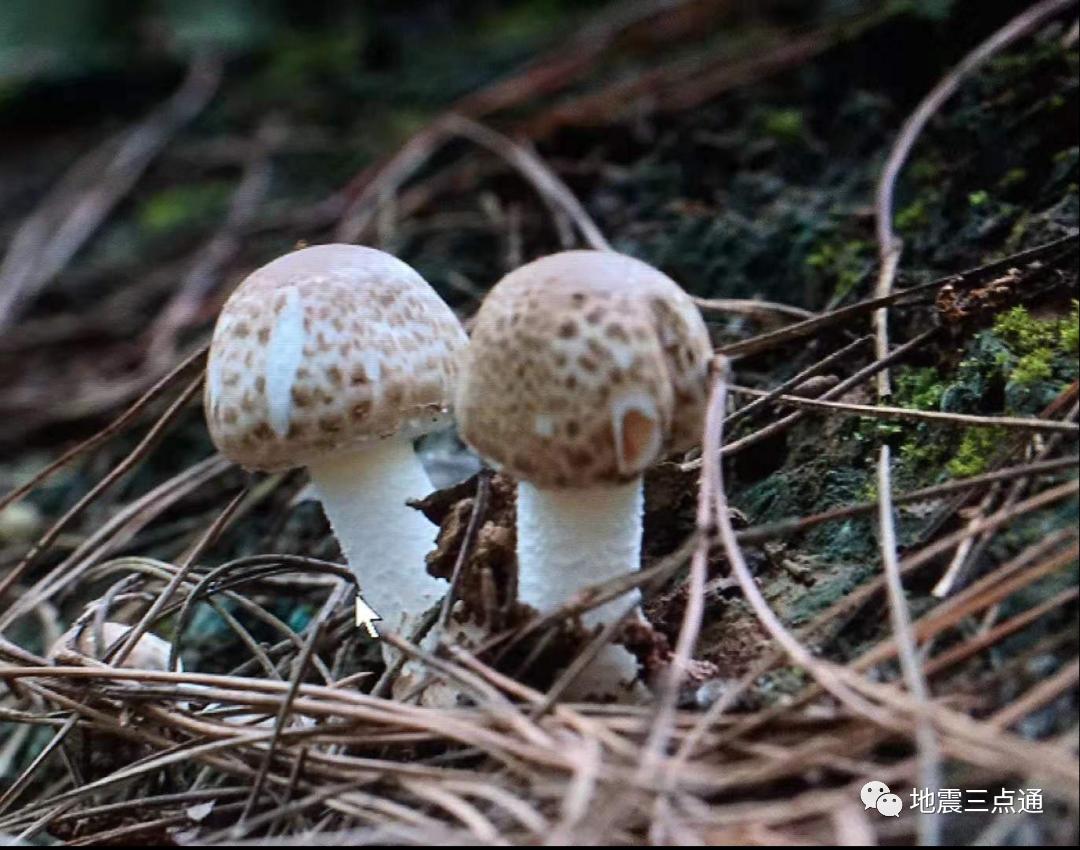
left=730, top=384, right=1080, bottom=433
left=876, top=446, right=941, bottom=845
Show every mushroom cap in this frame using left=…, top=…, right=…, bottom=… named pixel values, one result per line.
left=456, top=250, right=712, bottom=489
left=205, top=244, right=468, bottom=471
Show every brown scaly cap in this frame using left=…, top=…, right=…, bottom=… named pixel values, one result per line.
left=456, top=250, right=712, bottom=489
left=205, top=244, right=468, bottom=471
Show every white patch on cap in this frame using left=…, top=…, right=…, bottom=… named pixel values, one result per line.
left=610, top=391, right=662, bottom=475
left=610, top=341, right=635, bottom=370
left=534, top=414, right=555, bottom=437
left=265, top=286, right=305, bottom=438
left=361, top=349, right=382, bottom=386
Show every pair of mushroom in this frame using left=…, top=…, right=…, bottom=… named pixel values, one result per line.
left=204, top=244, right=711, bottom=697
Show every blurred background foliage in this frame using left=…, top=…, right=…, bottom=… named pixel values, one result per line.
left=0, top=0, right=1072, bottom=455
left=0, top=0, right=604, bottom=92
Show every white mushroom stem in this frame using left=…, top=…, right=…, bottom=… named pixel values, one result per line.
left=516, top=477, right=645, bottom=697
left=306, top=435, right=445, bottom=639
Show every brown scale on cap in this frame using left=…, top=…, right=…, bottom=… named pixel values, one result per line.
left=457, top=250, right=712, bottom=489
left=205, top=244, right=468, bottom=471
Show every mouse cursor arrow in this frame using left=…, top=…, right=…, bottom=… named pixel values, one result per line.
left=354, top=596, right=382, bottom=639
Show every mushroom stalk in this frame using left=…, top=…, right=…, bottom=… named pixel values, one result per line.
left=517, top=477, right=645, bottom=696
left=306, top=435, right=444, bottom=636
left=516, top=477, right=644, bottom=621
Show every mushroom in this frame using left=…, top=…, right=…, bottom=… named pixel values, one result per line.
left=456, top=250, right=712, bottom=699
left=49, top=620, right=177, bottom=672
left=47, top=621, right=181, bottom=779
left=204, top=244, right=468, bottom=645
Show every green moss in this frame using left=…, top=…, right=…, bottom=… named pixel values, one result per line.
left=998, top=167, right=1027, bottom=190
left=1060, top=300, right=1079, bottom=354
left=895, top=198, right=929, bottom=232
left=1011, top=348, right=1055, bottom=385
left=968, top=189, right=990, bottom=207
left=894, top=366, right=946, bottom=411
left=761, top=108, right=805, bottom=143
left=138, top=182, right=231, bottom=236
left=899, top=436, right=948, bottom=471
left=909, top=157, right=943, bottom=184
left=948, top=427, right=1008, bottom=477
left=887, top=303, right=1077, bottom=487
left=888, top=367, right=953, bottom=482
left=990, top=304, right=1079, bottom=395
left=993, top=305, right=1058, bottom=353
left=805, top=239, right=871, bottom=300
